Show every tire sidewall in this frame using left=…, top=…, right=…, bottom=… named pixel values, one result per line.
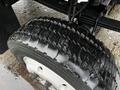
left=8, top=41, right=91, bottom=90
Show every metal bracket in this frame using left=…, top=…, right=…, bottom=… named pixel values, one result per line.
left=35, top=0, right=120, bottom=33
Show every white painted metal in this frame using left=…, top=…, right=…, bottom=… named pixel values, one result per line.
left=23, top=56, right=75, bottom=90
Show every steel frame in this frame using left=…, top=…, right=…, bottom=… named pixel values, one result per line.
left=35, top=0, right=120, bottom=33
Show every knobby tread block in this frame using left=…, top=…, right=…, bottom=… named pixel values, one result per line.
left=8, top=17, right=119, bottom=90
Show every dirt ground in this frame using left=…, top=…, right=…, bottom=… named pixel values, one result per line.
left=96, top=5, right=120, bottom=66
left=0, top=0, right=120, bottom=90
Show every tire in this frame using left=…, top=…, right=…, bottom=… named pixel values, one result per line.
left=8, top=17, right=119, bottom=90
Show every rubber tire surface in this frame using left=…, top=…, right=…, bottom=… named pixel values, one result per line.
left=8, top=17, right=118, bottom=90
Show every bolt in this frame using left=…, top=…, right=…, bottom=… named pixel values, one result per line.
left=59, top=84, right=67, bottom=90
left=38, top=66, right=43, bottom=71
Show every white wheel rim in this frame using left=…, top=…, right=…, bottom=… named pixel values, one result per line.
left=23, top=56, right=75, bottom=90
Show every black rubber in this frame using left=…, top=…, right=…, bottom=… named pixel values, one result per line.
left=8, top=17, right=119, bottom=90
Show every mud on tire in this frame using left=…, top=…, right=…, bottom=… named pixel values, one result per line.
left=8, top=17, right=119, bottom=90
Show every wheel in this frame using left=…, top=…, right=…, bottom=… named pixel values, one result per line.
left=8, top=17, right=119, bottom=90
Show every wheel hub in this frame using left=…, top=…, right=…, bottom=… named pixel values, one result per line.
left=23, top=56, right=75, bottom=90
